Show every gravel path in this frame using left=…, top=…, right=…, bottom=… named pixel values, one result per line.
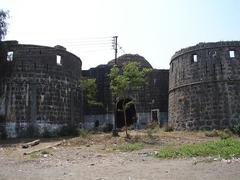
left=0, top=144, right=240, bottom=180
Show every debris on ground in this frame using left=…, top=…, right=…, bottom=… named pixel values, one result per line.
left=21, top=139, right=40, bottom=149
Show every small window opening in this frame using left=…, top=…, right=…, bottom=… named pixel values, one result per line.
left=7, top=51, right=14, bottom=61
left=229, top=50, right=235, bottom=58
left=171, top=63, right=174, bottom=72
left=192, top=54, right=198, bottom=63
left=56, top=55, right=62, bottom=65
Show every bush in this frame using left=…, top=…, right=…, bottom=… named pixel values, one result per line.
left=162, top=123, right=173, bottom=132
left=219, top=129, right=233, bottom=139
left=147, top=121, right=159, bottom=129
left=205, top=129, right=219, bottom=137
left=78, top=128, right=89, bottom=138
left=98, top=123, right=113, bottom=133
left=146, top=128, right=154, bottom=138
left=232, top=123, right=240, bottom=136
left=205, top=129, right=233, bottom=139
left=58, top=124, right=80, bottom=137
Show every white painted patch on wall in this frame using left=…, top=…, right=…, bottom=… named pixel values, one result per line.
left=4, top=122, right=68, bottom=138
left=137, top=112, right=151, bottom=128
left=84, top=114, right=114, bottom=129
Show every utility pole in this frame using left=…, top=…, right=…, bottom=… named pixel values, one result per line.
left=112, top=36, right=119, bottom=136
left=112, top=36, right=118, bottom=64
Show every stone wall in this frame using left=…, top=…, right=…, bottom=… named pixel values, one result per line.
left=83, top=54, right=169, bottom=128
left=169, top=41, right=240, bottom=130
left=82, top=65, right=112, bottom=115
left=0, top=41, right=83, bottom=138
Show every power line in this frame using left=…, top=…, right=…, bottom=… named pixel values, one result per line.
left=80, top=48, right=113, bottom=53
left=16, top=36, right=126, bottom=56
left=59, top=39, right=112, bottom=44
left=117, top=43, right=126, bottom=54
left=22, top=36, right=112, bottom=42
left=65, top=43, right=112, bottom=47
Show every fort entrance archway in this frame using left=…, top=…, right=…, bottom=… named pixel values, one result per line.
left=115, top=98, right=137, bottom=129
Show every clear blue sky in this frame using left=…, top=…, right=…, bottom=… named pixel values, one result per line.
left=1, top=0, right=240, bottom=69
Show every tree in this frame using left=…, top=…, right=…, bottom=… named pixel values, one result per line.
left=81, top=78, right=103, bottom=107
left=0, top=10, right=9, bottom=41
left=109, top=62, right=151, bottom=137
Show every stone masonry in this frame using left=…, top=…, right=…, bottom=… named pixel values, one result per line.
left=83, top=54, right=169, bottom=129
left=169, top=41, right=240, bottom=130
left=5, top=39, right=240, bottom=136
left=0, top=41, right=83, bottom=138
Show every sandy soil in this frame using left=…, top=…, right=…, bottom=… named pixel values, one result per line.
left=0, top=131, right=240, bottom=180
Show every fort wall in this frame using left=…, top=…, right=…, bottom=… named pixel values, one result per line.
left=0, top=41, right=83, bottom=137
left=169, top=41, right=240, bottom=130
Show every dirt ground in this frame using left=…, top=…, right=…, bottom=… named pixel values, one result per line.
left=0, top=130, right=240, bottom=180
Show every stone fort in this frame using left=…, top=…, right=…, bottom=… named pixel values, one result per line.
left=169, top=41, right=240, bottom=130
left=0, top=40, right=240, bottom=138
left=0, top=41, right=83, bottom=138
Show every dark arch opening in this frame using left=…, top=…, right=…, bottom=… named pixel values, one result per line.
left=115, top=98, right=137, bottom=129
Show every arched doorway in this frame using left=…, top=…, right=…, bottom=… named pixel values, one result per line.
left=115, top=98, right=137, bottom=129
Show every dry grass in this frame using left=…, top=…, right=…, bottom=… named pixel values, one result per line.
left=0, top=129, right=225, bottom=161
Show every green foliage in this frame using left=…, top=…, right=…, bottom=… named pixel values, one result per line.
left=114, top=142, right=144, bottom=152
left=78, top=128, right=89, bottom=138
left=146, top=121, right=159, bottom=138
left=232, top=123, right=240, bottom=136
left=30, top=150, right=50, bottom=159
left=58, top=124, right=89, bottom=138
left=146, top=129, right=154, bottom=138
left=0, top=10, right=9, bottom=41
left=81, top=78, right=103, bottom=107
left=109, top=62, right=151, bottom=97
left=219, top=129, right=233, bottom=139
left=109, top=66, right=128, bottom=97
left=205, top=129, right=233, bottom=139
left=29, top=151, right=41, bottom=159
left=156, top=138, right=240, bottom=159
left=109, top=61, right=151, bottom=137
